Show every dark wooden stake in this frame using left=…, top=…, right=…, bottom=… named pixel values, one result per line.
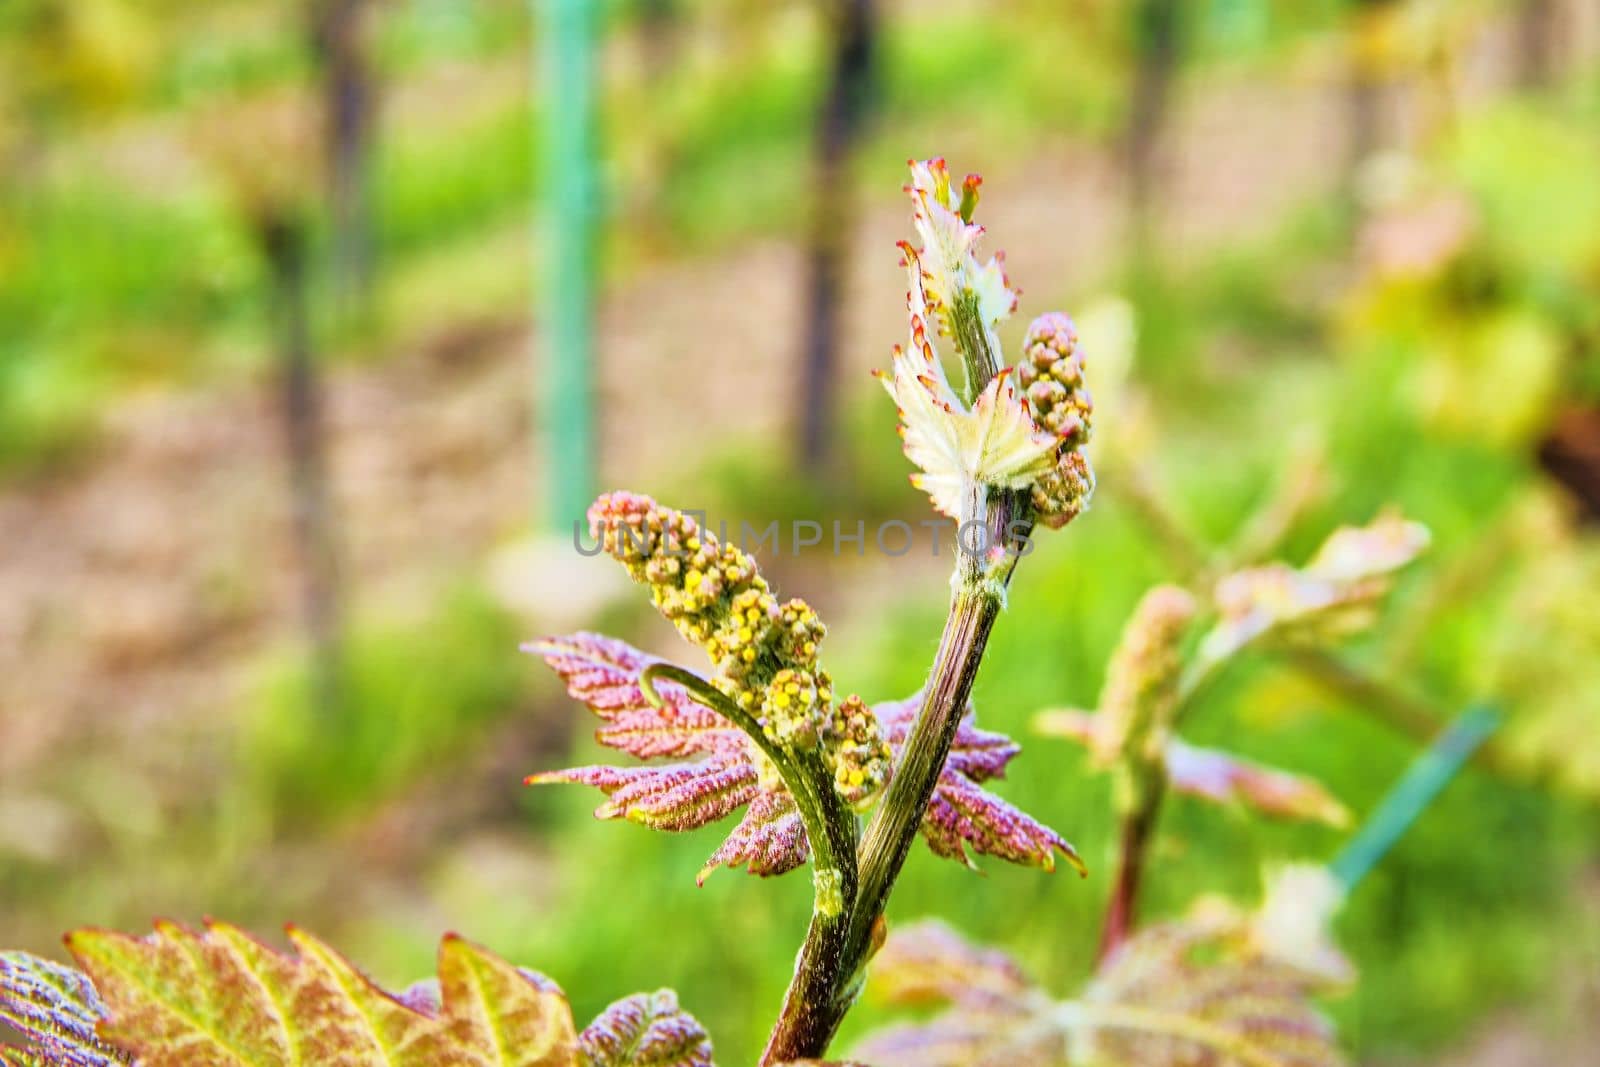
left=798, top=0, right=878, bottom=473
left=311, top=0, right=377, bottom=314
left=1125, top=0, right=1181, bottom=255
left=262, top=215, right=345, bottom=720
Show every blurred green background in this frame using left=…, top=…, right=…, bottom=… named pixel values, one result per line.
left=1, top=0, right=1598, bottom=1064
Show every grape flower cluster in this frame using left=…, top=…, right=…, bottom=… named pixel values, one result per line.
left=588, top=491, right=892, bottom=807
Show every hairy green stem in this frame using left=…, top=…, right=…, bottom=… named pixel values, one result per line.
left=760, top=489, right=1030, bottom=1064
left=761, top=287, right=1023, bottom=1063
left=950, top=290, right=999, bottom=405
left=640, top=664, right=859, bottom=915
left=849, top=526, right=1014, bottom=949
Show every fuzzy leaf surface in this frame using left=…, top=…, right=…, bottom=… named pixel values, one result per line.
left=0, top=952, right=127, bottom=1066
left=528, top=637, right=1081, bottom=880
left=904, top=158, right=1018, bottom=362
left=877, top=695, right=1084, bottom=874
left=878, top=260, right=1055, bottom=520
left=577, top=990, right=711, bottom=1067
left=525, top=633, right=811, bottom=882
left=65, top=922, right=578, bottom=1066
left=525, top=634, right=743, bottom=759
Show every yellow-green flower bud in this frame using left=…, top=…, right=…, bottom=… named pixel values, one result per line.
left=825, top=694, right=895, bottom=809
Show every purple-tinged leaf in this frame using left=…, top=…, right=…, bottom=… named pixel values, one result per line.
left=940, top=718, right=1020, bottom=782
left=0, top=952, right=126, bottom=1066
left=578, top=990, right=712, bottom=1067
left=524, top=635, right=743, bottom=759
left=526, top=634, right=811, bottom=883
left=697, top=791, right=808, bottom=884
left=876, top=696, right=1084, bottom=875
left=1166, top=739, right=1350, bottom=828
left=528, top=758, right=758, bottom=833
left=918, top=771, right=1081, bottom=872
left=1036, top=710, right=1349, bottom=828
left=530, top=640, right=1080, bottom=881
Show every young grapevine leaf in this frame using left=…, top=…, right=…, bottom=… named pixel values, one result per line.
left=577, top=990, right=712, bottom=1067
left=697, top=790, right=807, bottom=883
left=1075, top=919, right=1347, bottom=1067
left=1034, top=710, right=1349, bottom=828
left=876, top=695, right=1084, bottom=874
left=877, top=267, right=1056, bottom=520
left=528, top=638, right=1080, bottom=879
left=0, top=952, right=127, bottom=1066
left=904, top=158, right=1018, bottom=343
left=879, top=159, right=1093, bottom=526
left=855, top=915, right=1349, bottom=1067
left=852, top=921, right=1058, bottom=1067
left=1164, top=738, right=1349, bottom=828
left=526, top=633, right=744, bottom=760
left=526, top=632, right=811, bottom=883
left=63, top=922, right=578, bottom=1066
left=1197, top=515, right=1429, bottom=670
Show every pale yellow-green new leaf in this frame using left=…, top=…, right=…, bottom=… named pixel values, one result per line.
left=65, top=921, right=578, bottom=1067
left=879, top=261, right=1055, bottom=521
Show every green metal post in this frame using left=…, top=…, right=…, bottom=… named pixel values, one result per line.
left=539, top=0, right=599, bottom=529
left=1329, top=704, right=1502, bottom=892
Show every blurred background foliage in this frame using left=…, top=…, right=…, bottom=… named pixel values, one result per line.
left=2, top=0, right=1598, bottom=1064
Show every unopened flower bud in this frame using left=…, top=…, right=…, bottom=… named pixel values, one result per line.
left=1032, top=449, right=1095, bottom=531
left=1018, top=312, right=1091, bottom=448
left=1018, top=312, right=1095, bottom=529
left=1098, top=586, right=1198, bottom=765
left=825, top=694, right=894, bottom=809
left=762, top=668, right=821, bottom=748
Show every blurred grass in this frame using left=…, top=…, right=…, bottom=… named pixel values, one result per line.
left=240, top=582, right=529, bottom=832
